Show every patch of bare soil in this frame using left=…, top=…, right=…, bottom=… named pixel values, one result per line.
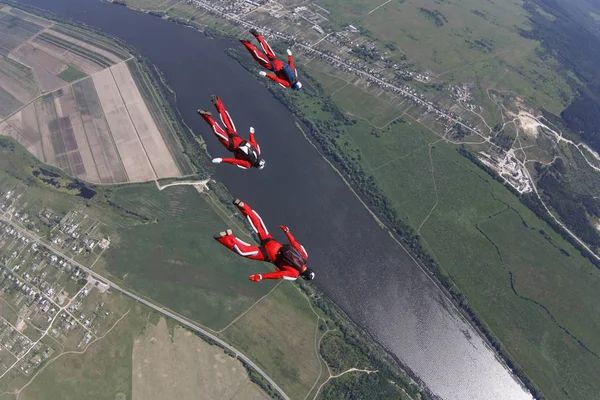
left=132, top=318, right=268, bottom=400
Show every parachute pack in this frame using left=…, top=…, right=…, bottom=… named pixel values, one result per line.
left=236, top=140, right=260, bottom=166
left=276, top=244, right=307, bottom=271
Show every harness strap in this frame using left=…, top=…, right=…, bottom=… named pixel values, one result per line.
left=259, top=246, right=270, bottom=262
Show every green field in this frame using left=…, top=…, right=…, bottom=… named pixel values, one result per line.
left=0, top=135, right=422, bottom=399
left=57, top=65, right=87, bottom=82
left=220, top=283, right=324, bottom=399
left=316, top=0, right=575, bottom=115
left=14, top=295, right=142, bottom=400
left=102, top=183, right=275, bottom=330
left=315, top=95, right=600, bottom=399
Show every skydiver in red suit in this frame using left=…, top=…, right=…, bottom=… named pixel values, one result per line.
left=197, top=95, right=265, bottom=170
left=240, top=29, right=303, bottom=90
left=214, top=199, right=315, bottom=282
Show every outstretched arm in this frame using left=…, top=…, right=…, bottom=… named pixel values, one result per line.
left=263, top=72, right=291, bottom=88
left=249, top=269, right=300, bottom=282
left=213, top=157, right=252, bottom=169
left=280, top=225, right=308, bottom=258
left=248, top=127, right=261, bottom=155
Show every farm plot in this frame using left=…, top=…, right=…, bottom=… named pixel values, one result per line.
left=0, top=13, right=43, bottom=55
left=55, top=86, right=100, bottom=181
left=9, top=43, right=67, bottom=92
left=0, top=31, right=22, bottom=55
left=110, top=62, right=180, bottom=179
left=6, top=8, right=52, bottom=28
left=47, top=29, right=123, bottom=64
left=92, top=67, right=155, bottom=182
left=72, top=77, right=128, bottom=183
left=0, top=55, right=40, bottom=105
left=34, top=30, right=116, bottom=74
left=2, top=104, right=43, bottom=157
left=132, top=318, right=268, bottom=400
left=34, top=94, right=68, bottom=170
left=0, top=13, right=44, bottom=39
left=51, top=24, right=130, bottom=60
left=0, top=85, right=21, bottom=117
left=126, top=59, right=193, bottom=175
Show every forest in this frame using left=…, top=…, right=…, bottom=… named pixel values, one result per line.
left=521, top=0, right=600, bottom=151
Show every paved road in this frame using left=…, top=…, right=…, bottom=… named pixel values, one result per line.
left=0, top=215, right=291, bottom=400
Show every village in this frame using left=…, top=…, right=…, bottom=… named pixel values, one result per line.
left=0, top=185, right=116, bottom=380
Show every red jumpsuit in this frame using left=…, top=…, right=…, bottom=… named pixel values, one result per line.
left=216, top=201, right=309, bottom=281
left=199, top=96, right=261, bottom=169
left=241, top=33, right=299, bottom=89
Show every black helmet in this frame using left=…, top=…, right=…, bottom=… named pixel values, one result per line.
left=300, top=267, right=315, bottom=281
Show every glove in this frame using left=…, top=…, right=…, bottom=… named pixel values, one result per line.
left=212, top=158, right=222, bottom=164
left=259, top=71, right=267, bottom=77
left=287, top=49, right=292, bottom=56
left=249, top=127, right=255, bottom=133
left=279, top=225, right=289, bottom=232
left=249, top=274, right=262, bottom=282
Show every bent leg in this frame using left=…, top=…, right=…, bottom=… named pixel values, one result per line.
left=240, top=40, right=271, bottom=69
left=254, top=34, right=276, bottom=59
left=212, top=96, right=238, bottom=136
left=216, top=233, right=266, bottom=261
left=199, top=112, right=230, bottom=149
left=235, top=200, right=273, bottom=242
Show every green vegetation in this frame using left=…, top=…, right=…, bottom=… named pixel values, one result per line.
left=125, top=0, right=179, bottom=11
left=220, top=283, right=321, bottom=399
left=1, top=132, right=426, bottom=399
left=418, top=8, right=447, bottom=27
left=15, top=295, right=142, bottom=400
left=535, top=159, right=600, bottom=251
left=320, top=0, right=575, bottom=116
left=523, top=0, right=600, bottom=154
left=57, top=65, right=87, bottom=82
left=223, top=41, right=600, bottom=397
left=323, top=87, right=600, bottom=399
left=102, top=183, right=274, bottom=330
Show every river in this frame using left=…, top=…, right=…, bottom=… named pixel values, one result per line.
left=14, top=1, right=533, bottom=399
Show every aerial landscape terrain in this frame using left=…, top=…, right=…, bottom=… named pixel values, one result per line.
left=0, top=5, right=190, bottom=183
left=0, top=2, right=425, bottom=400
left=1, top=0, right=600, bottom=399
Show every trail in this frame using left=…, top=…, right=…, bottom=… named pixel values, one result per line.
left=156, top=179, right=209, bottom=191
left=312, top=368, right=379, bottom=400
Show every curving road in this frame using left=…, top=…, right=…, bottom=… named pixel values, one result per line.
left=0, top=214, right=291, bottom=400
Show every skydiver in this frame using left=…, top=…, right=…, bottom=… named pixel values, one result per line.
left=240, top=28, right=303, bottom=90
left=214, top=199, right=315, bottom=282
left=197, top=95, right=265, bottom=170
